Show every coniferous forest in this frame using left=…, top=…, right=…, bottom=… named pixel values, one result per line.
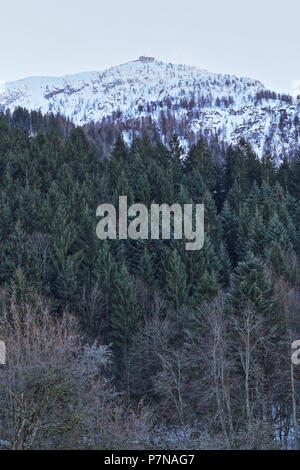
left=1, top=107, right=300, bottom=450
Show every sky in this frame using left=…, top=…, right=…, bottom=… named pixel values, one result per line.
left=1, top=0, right=299, bottom=94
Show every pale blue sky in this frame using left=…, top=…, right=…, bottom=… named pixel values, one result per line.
left=1, top=0, right=299, bottom=93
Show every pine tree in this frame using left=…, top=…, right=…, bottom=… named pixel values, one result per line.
left=203, top=190, right=221, bottom=242
left=218, top=242, right=232, bottom=287
left=139, top=246, right=155, bottom=285
left=184, top=138, right=216, bottom=190
left=187, top=237, right=220, bottom=305
left=50, top=207, right=83, bottom=310
left=221, top=201, right=239, bottom=265
left=244, top=210, right=267, bottom=258
left=226, top=254, right=277, bottom=318
left=277, top=156, right=291, bottom=193
left=267, top=213, right=293, bottom=252
left=128, top=153, right=151, bottom=204
left=111, top=134, right=129, bottom=162
left=169, top=134, right=184, bottom=189
left=165, top=249, right=187, bottom=318
left=112, top=170, right=134, bottom=207
left=94, top=241, right=117, bottom=324
left=111, top=264, right=138, bottom=393
left=261, top=154, right=276, bottom=186
left=289, top=152, right=300, bottom=198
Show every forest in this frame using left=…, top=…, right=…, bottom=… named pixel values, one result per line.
left=0, top=107, right=300, bottom=450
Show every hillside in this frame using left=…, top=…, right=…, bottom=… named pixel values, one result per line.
left=1, top=57, right=299, bottom=159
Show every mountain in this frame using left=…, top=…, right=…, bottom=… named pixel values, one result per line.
left=1, top=57, right=299, bottom=159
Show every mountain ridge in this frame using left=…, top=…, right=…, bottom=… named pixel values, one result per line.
left=1, top=58, right=299, bottom=160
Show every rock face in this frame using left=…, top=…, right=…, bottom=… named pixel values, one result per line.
left=1, top=59, right=299, bottom=160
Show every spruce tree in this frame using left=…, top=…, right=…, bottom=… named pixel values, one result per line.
left=94, top=241, right=117, bottom=325
left=221, top=201, right=239, bottom=265
left=184, top=138, right=216, bottom=190
left=244, top=210, right=267, bottom=259
left=111, top=264, right=138, bottom=393
left=165, top=249, right=187, bottom=317
left=226, top=254, right=277, bottom=318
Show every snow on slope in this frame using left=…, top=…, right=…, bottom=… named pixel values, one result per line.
left=293, top=81, right=300, bottom=100
left=1, top=58, right=299, bottom=159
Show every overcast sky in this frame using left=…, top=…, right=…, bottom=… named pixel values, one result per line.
left=1, top=0, right=299, bottom=93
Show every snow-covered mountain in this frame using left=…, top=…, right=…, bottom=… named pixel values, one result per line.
left=1, top=57, right=299, bottom=159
